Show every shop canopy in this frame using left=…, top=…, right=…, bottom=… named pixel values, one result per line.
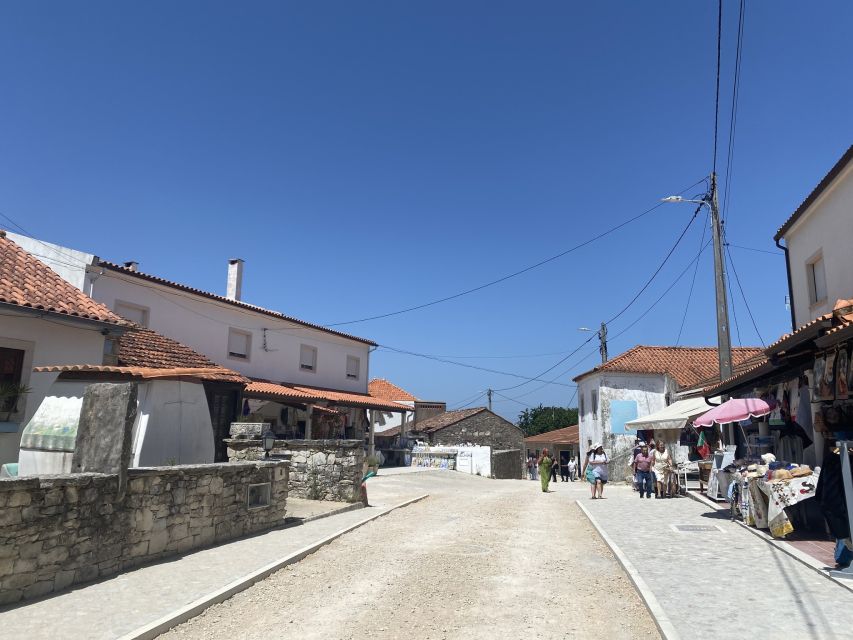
left=692, top=397, right=773, bottom=428
left=624, top=396, right=719, bottom=431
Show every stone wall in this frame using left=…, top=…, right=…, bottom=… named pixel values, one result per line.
left=226, top=439, right=364, bottom=503
left=491, top=449, right=524, bottom=479
left=0, top=461, right=288, bottom=605
left=423, top=411, right=525, bottom=479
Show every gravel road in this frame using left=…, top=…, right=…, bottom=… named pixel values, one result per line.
left=162, top=471, right=660, bottom=640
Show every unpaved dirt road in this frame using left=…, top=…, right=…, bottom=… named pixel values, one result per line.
left=162, top=471, right=659, bottom=640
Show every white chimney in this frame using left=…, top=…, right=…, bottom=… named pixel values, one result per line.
left=226, top=258, right=244, bottom=301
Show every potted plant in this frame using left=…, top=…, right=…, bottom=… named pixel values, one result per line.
left=0, top=382, right=30, bottom=422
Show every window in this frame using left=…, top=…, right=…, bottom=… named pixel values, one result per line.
left=579, top=393, right=585, bottom=417
left=591, top=390, right=598, bottom=420
left=227, top=328, right=251, bottom=360
left=300, top=344, right=317, bottom=372
left=807, top=255, right=827, bottom=305
left=114, top=301, right=149, bottom=327
left=0, top=347, right=25, bottom=417
left=346, top=355, right=360, bottom=380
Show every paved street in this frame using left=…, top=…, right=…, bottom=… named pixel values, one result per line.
left=163, top=472, right=658, bottom=640
left=583, top=486, right=853, bottom=639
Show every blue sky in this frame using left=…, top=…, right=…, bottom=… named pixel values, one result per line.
left=1, top=2, right=851, bottom=420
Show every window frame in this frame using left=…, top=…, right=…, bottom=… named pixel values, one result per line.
left=806, top=252, right=827, bottom=307
left=114, top=300, right=150, bottom=327
left=227, top=328, right=252, bottom=361
left=591, top=389, right=598, bottom=420
left=0, top=338, right=35, bottom=426
left=346, top=355, right=360, bottom=380
left=579, top=392, right=585, bottom=418
left=300, top=344, right=318, bottom=373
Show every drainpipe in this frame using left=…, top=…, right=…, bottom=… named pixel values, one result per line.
left=776, top=236, right=797, bottom=332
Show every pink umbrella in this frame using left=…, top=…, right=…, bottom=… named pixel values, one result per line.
left=693, top=398, right=773, bottom=427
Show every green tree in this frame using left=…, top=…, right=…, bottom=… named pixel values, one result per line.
left=516, top=405, right=579, bottom=437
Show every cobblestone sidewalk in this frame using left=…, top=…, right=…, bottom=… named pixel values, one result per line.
left=581, top=486, right=853, bottom=639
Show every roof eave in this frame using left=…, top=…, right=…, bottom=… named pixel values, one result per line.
left=0, top=301, right=129, bottom=333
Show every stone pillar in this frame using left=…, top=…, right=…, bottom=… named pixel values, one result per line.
left=368, top=410, right=376, bottom=459
left=399, top=410, right=407, bottom=444
left=305, top=405, right=313, bottom=440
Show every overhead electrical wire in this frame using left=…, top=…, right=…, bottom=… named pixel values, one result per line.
left=712, top=0, right=723, bottom=175
left=727, top=243, right=780, bottom=256
left=324, top=177, right=707, bottom=327
left=726, top=256, right=744, bottom=347
left=725, top=243, right=766, bottom=346
left=676, top=210, right=710, bottom=345
left=721, top=0, right=746, bottom=222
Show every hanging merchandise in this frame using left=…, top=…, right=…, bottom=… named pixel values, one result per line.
left=837, top=346, right=850, bottom=400
left=814, top=356, right=827, bottom=399
left=822, top=351, right=837, bottom=401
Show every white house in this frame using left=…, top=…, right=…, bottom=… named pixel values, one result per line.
left=573, top=345, right=764, bottom=470
left=0, top=232, right=129, bottom=467
left=368, top=379, right=417, bottom=434
left=775, top=145, right=853, bottom=331
left=7, top=232, right=410, bottom=445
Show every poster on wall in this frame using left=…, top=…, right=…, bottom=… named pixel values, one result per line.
left=813, top=355, right=826, bottom=398
left=837, top=347, right=850, bottom=400
left=822, top=351, right=836, bottom=401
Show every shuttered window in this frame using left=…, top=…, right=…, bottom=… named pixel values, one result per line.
left=300, top=344, right=317, bottom=372
left=228, top=329, right=251, bottom=360
left=346, top=355, right=360, bottom=380
left=115, top=301, right=149, bottom=327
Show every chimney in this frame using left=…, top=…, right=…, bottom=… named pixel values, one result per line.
left=227, top=258, right=244, bottom=301
left=124, top=261, right=139, bottom=272
left=414, top=401, right=447, bottom=427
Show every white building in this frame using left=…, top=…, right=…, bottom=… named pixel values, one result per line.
left=0, top=232, right=129, bottom=466
left=573, top=346, right=764, bottom=470
left=368, top=379, right=417, bottom=434
left=775, top=145, right=853, bottom=330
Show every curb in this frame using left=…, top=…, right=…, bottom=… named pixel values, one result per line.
left=118, top=494, right=429, bottom=640
left=684, top=490, right=853, bottom=595
left=284, top=501, right=364, bottom=527
left=576, top=501, right=681, bottom=640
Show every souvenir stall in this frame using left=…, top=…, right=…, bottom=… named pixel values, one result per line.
left=410, top=445, right=457, bottom=470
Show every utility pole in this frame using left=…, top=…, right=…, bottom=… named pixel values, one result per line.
left=598, top=322, right=608, bottom=363
left=709, top=172, right=733, bottom=381
left=487, top=388, right=493, bottom=411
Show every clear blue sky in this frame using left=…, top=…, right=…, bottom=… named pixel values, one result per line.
left=1, top=2, right=851, bottom=420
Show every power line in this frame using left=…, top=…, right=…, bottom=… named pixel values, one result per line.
left=725, top=244, right=766, bottom=346
left=726, top=253, right=744, bottom=347
left=721, top=0, right=746, bottom=222
left=455, top=391, right=489, bottom=410
left=676, top=210, right=710, bottom=345
left=727, top=243, right=781, bottom=256
left=375, top=346, right=585, bottom=360
left=712, top=0, right=723, bottom=174
left=325, top=177, right=707, bottom=327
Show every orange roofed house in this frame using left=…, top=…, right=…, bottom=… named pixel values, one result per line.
left=572, top=345, right=763, bottom=469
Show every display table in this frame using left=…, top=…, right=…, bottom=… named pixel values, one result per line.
left=745, top=473, right=819, bottom=538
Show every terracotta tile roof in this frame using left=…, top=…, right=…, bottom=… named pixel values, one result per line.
left=116, top=327, right=248, bottom=383
left=369, top=379, right=418, bottom=402
left=524, top=425, right=579, bottom=445
left=692, top=352, right=770, bottom=391
left=98, top=260, right=377, bottom=346
left=245, top=380, right=412, bottom=412
left=572, top=345, right=765, bottom=390
left=774, top=145, right=853, bottom=241
left=409, top=407, right=488, bottom=434
left=34, top=364, right=244, bottom=382
left=0, top=232, right=127, bottom=326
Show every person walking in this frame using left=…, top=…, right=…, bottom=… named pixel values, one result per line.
left=550, top=453, right=559, bottom=483
left=560, top=456, right=569, bottom=482
left=538, top=449, right=554, bottom=493
left=651, top=440, right=673, bottom=498
left=526, top=455, right=535, bottom=480
left=583, top=443, right=608, bottom=499
left=568, top=457, right=577, bottom=482
left=633, top=443, right=654, bottom=498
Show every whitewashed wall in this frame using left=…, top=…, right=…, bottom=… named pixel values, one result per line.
left=784, top=161, right=853, bottom=327
left=6, top=233, right=94, bottom=292
left=87, top=269, right=371, bottom=393
left=0, top=314, right=104, bottom=465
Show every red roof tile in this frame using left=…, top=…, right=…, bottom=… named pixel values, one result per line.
left=410, top=407, right=489, bottom=434
left=369, top=379, right=418, bottom=402
left=98, top=261, right=377, bottom=346
left=572, top=345, right=765, bottom=390
left=245, top=380, right=411, bottom=412
left=34, top=364, right=244, bottom=382
left=524, top=425, right=579, bottom=445
left=0, top=232, right=127, bottom=326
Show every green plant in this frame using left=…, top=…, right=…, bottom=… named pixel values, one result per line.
left=0, top=382, right=30, bottom=422
left=306, top=462, right=322, bottom=500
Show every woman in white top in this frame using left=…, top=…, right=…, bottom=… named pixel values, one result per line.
left=582, top=443, right=609, bottom=499
left=651, top=440, right=672, bottom=498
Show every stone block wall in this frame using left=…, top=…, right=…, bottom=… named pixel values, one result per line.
left=491, top=449, right=524, bottom=479
left=0, top=461, right=287, bottom=605
left=424, top=411, right=526, bottom=479
left=227, top=439, right=364, bottom=503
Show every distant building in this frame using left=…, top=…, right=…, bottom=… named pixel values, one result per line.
left=369, top=378, right=417, bottom=434
left=524, top=425, right=580, bottom=469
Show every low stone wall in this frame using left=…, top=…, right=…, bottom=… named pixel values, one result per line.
left=227, top=439, right=363, bottom=503
left=491, top=449, right=524, bottom=479
left=0, top=461, right=288, bottom=605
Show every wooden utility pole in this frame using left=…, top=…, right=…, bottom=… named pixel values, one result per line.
left=487, top=388, right=493, bottom=411
left=709, top=172, right=733, bottom=381
left=598, top=322, right=608, bottom=363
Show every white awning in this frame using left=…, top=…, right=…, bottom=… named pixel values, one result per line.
left=624, top=396, right=720, bottom=431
